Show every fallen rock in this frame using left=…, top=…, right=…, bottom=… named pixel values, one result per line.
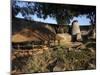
left=53, top=63, right=66, bottom=72
left=76, top=44, right=86, bottom=49
left=88, top=48, right=95, bottom=53
left=88, top=63, right=96, bottom=69
left=72, top=42, right=83, bottom=48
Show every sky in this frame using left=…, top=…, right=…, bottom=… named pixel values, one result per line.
left=15, top=1, right=92, bottom=26
left=16, top=12, right=91, bottom=26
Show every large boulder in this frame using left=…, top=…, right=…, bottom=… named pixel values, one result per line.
left=56, top=33, right=72, bottom=46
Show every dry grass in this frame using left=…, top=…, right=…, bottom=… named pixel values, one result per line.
left=11, top=39, right=96, bottom=74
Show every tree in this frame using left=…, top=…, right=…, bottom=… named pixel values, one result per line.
left=12, top=0, right=96, bottom=35
left=12, top=1, right=96, bottom=24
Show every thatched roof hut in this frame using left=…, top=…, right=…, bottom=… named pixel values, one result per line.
left=12, top=34, right=31, bottom=42
left=12, top=34, right=44, bottom=43
left=12, top=27, right=56, bottom=43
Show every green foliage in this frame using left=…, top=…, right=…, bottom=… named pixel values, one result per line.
left=12, top=1, right=96, bottom=25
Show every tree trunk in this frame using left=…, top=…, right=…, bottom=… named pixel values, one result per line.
left=88, top=25, right=96, bottom=39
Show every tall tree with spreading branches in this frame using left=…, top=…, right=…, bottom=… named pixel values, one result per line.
left=12, top=0, right=96, bottom=36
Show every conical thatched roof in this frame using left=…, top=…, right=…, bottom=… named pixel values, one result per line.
left=12, top=33, right=43, bottom=42
left=12, top=27, right=56, bottom=43
left=12, top=34, right=30, bottom=42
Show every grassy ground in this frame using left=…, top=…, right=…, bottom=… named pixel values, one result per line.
left=11, top=38, right=96, bottom=74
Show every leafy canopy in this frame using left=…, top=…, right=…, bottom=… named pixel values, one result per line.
left=12, top=0, right=96, bottom=25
